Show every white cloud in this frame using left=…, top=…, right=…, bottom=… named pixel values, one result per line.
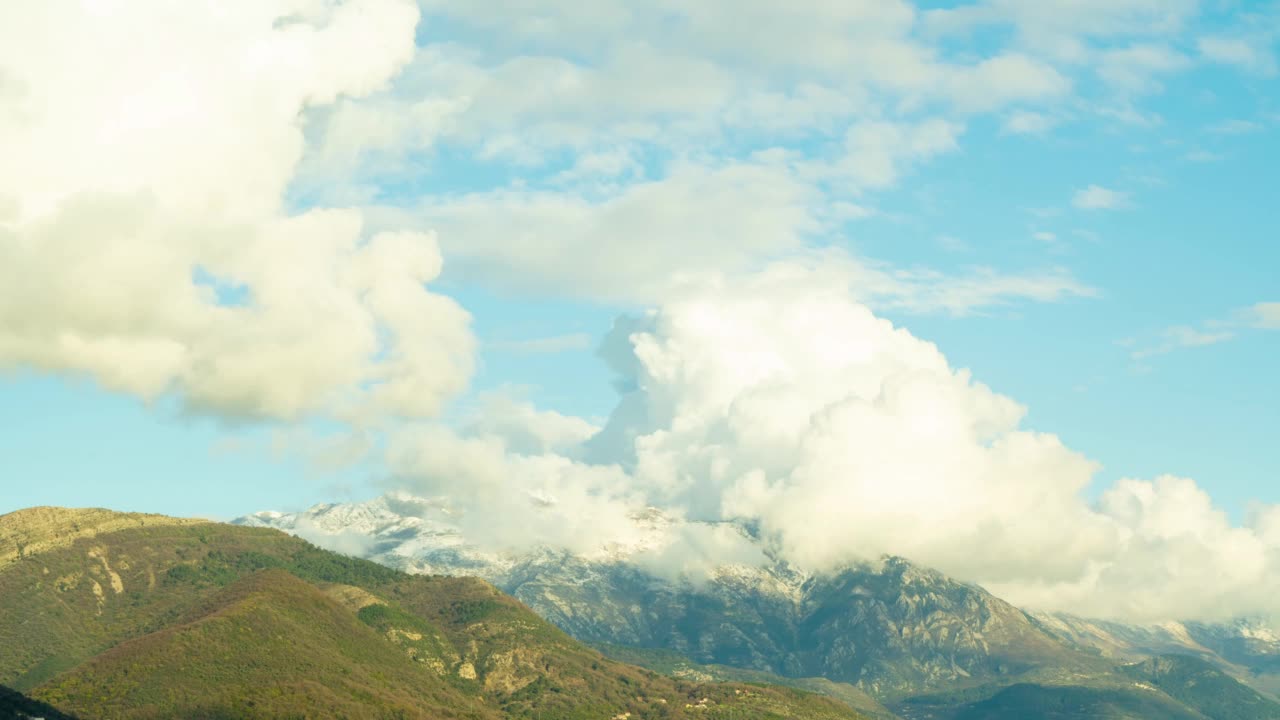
left=461, top=390, right=600, bottom=456
left=944, top=54, right=1072, bottom=112
left=376, top=159, right=818, bottom=303
left=994, top=475, right=1280, bottom=622
left=0, top=1, right=475, bottom=422
left=380, top=262, right=1280, bottom=622
left=1244, top=302, right=1280, bottom=330
left=1128, top=303, right=1280, bottom=360
left=291, top=514, right=380, bottom=558
left=1097, top=44, right=1191, bottom=93
left=1003, top=110, right=1058, bottom=135
left=808, top=119, right=964, bottom=190
left=386, top=423, right=642, bottom=556
left=861, top=264, right=1097, bottom=316
left=1073, top=184, right=1132, bottom=210
left=273, top=0, right=1230, bottom=312
left=1199, top=35, right=1278, bottom=76
left=286, top=1, right=1079, bottom=192
left=926, top=0, right=1200, bottom=40
left=1130, top=326, right=1235, bottom=359
left=378, top=159, right=1096, bottom=309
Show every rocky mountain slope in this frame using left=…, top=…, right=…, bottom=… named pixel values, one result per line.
left=237, top=495, right=1096, bottom=697
left=897, top=654, right=1280, bottom=720
left=1032, top=613, right=1280, bottom=696
left=0, top=506, right=872, bottom=719
left=237, top=493, right=1280, bottom=717
left=1119, top=654, right=1280, bottom=719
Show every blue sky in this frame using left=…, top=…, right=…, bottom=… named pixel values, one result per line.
left=2, top=0, right=1280, bottom=620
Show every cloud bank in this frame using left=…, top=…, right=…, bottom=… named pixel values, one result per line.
left=0, top=0, right=473, bottom=421
left=389, top=263, right=1280, bottom=624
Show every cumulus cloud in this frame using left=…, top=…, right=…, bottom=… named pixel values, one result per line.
left=0, top=1, right=474, bottom=421
left=996, top=476, right=1280, bottom=622
left=385, top=424, right=643, bottom=556
left=582, top=264, right=1112, bottom=585
left=385, top=262, right=1280, bottom=623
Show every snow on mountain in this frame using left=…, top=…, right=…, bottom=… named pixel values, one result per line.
left=236, top=493, right=1280, bottom=697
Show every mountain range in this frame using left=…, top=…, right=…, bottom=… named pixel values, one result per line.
left=0, top=506, right=872, bottom=719
left=5, top=500, right=1277, bottom=718
left=236, top=493, right=1280, bottom=719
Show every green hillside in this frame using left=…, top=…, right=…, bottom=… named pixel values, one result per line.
left=1, top=684, right=79, bottom=720
left=0, top=507, right=869, bottom=719
left=36, top=569, right=494, bottom=719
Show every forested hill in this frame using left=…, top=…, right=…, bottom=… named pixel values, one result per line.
left=0, top=506, right=871, bottom=719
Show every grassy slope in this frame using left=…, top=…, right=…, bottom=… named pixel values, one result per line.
left=35, top=569, right=495, bottom=720
left=0, top=508, right=868, bottom=720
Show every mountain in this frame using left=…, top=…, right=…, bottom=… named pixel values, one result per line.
left=947, top=683, right=1209, bottom=720
left=898, top=654, right=1280, bottom=720
left=1118, top=654, right=1280, bottom=720
left=237, top=493, right=1280, bottom=720
left=1033, top=613, right=1280, bottom=696
left=36, top=569, right=495, bottom=719
left=0, top=506, right=872, bottom=719
left=0, top=505, right=204, bottom=569
left=238, top=496, right=1098, bottom=697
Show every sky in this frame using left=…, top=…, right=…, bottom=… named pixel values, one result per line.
left=1, top=0, right=1279, bottom=622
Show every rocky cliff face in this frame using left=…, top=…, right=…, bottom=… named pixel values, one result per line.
left=236, top=494, right=1091, bottom=698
